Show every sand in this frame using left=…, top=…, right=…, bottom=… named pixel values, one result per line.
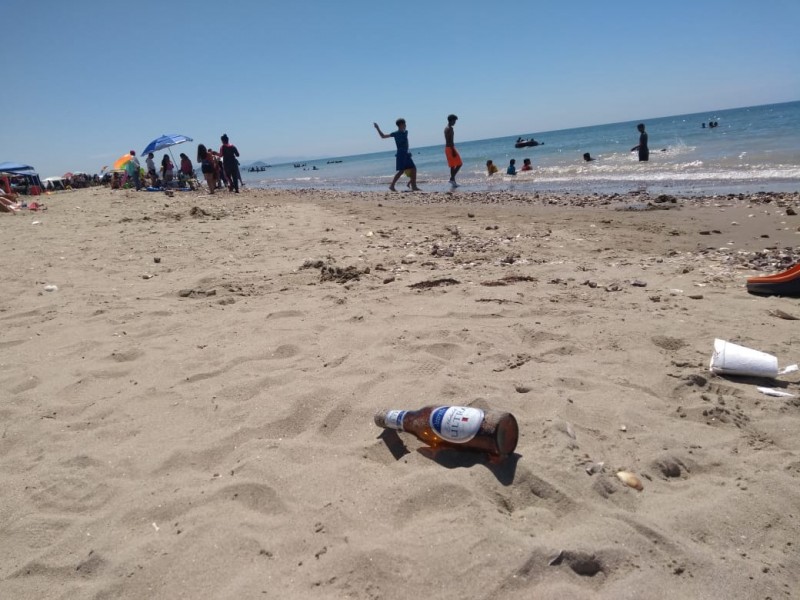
left=2, top=186, right=800, bottom=599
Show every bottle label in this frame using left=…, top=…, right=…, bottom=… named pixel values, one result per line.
left=383, top=410, right=406, bottom=431
left=430, top=406, right=484, bottom=443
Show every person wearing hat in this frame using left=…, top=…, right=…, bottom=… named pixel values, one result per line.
left=444, top=114, right=462, bottom=188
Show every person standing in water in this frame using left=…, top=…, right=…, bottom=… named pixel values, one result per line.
left=631, top=123, right=649, bottom=162
left=444, top=114, right=462, bottom=187
left=374, top=118, right=420, bottom=192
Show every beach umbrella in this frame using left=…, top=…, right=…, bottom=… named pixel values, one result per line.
left=142, top=134, right=193, bottom=157
left=113, top=154, right=132, bottom=170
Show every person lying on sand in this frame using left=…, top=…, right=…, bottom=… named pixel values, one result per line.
left=0, top=190, right=21, bottom=213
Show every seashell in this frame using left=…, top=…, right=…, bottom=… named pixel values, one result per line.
left=616, top=471, right=643, bottom=491
left=585, top=461, right=604, bottom=475
left=548, top=549, right=565, bottom=566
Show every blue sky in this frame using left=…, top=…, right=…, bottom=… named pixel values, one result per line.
left=4, top=0, right=799, bottom=178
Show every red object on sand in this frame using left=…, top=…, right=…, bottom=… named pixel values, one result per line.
left=747, top=263, right=800, bottom=297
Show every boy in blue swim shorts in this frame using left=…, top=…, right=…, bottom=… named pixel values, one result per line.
left=373, top=118, right=421, bottom=192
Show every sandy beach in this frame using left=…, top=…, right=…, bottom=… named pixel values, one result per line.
left=2, top=186, right=800, bottom=599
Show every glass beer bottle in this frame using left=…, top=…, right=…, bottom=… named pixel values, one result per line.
left=374, top=405, right=518, bottom=456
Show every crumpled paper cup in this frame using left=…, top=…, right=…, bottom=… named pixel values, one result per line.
left=709, top=339, right=779, bottom=378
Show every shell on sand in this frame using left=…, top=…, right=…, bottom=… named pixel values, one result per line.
left=585, top=461, right=605, bottom=475
left=617, top=470, right=644, bottom=491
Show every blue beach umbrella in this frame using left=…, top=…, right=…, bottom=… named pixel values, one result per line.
left=142, top=134, right=193, bottom=156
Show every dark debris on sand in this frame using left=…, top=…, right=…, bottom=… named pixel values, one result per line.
left=301, top=259, right=370, bottom=284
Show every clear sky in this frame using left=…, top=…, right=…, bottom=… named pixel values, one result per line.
left=4, top=0, right=799, bottom=178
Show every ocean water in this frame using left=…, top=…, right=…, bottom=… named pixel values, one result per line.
left=243, top=101, right=800, bottom=196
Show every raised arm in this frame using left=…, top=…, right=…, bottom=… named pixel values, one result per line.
left=374, top=122, right=391, bottom=139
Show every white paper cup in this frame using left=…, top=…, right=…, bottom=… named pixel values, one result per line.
left=709, top=338, right=778, bottom=378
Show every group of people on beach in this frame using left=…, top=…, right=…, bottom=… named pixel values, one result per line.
left=374, top=116, right=651, bottom=191
left=111, top=134, right=243, bottom=195
left=112, top=150, right=194, bottom=191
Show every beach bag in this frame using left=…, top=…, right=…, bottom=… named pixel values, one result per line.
left=201, top=159, right=214, bottom=174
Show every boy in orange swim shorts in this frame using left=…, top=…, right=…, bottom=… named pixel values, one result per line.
left=444, top=114, right=462, bottom=187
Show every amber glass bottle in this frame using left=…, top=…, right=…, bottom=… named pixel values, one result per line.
left=374, top=405, right=518, bottom=456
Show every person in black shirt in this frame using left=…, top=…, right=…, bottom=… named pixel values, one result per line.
left=631, top=123, right=649, bottom=162
left=219, top=134, right=242, bottom=193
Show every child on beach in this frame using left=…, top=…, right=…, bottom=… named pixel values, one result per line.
left=374, top=118, right=420, bottom=192
left=507, top=159, right=517, bottom=175
left=520, top=158, right=532, bottom=171
left=486, top=160, right=498, bottom=175
left=161, top=155, right=175, bottom=186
